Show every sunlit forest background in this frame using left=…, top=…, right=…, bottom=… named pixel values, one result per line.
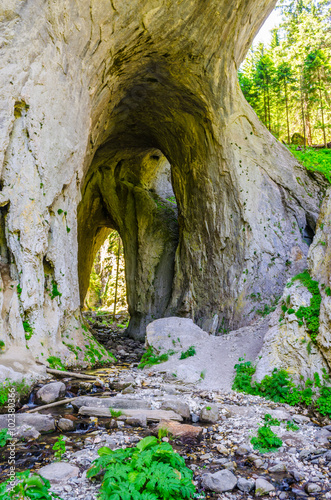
left=239, top=0, right=330, bottom=148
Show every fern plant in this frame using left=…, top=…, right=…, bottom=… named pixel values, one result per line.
left=52, top=435, right=66, bottom=461
left=0, top=471, right=62, bottom=499
left=87, top=435, right=196, bottom=499
left=251, top=415, right=283, bottom=454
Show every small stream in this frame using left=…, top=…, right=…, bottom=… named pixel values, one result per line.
left=1, top=316, right=329, bottom=499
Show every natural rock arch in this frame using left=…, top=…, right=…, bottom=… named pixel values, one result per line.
left=0, top=0, right=326, bottom=374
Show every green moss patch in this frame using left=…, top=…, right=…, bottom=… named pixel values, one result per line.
left=47, top=356, right=66, bottom=371
left=284, top=270, right=322, bottom=343
left=23, top=321, right=34, bottom=341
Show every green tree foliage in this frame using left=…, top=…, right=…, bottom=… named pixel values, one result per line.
left=86, top=230, right=127, bottom=312
left=239, top=0, right=331, bottom=145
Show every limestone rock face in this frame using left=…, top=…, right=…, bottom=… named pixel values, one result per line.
left=254, top=187, right=331, bottom=380
left=309, top=188, right=331, bottom=370
left=0, top=0, right=326, bottom=372
left=254, top=284, right=330, bottom=384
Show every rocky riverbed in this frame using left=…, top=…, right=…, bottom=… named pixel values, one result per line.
left=0, top=319, right=331, bottom=500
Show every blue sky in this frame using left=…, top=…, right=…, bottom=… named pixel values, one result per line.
left=253, top=7, right=283, bottom=47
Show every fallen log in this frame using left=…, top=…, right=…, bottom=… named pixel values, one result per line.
left=310, top=142, right=331, bottom=149
left=26, top=397, right=78, bottom=413
left=25, top=391, right=112, bottom=414
left=46, top=368, right=99, bottom=380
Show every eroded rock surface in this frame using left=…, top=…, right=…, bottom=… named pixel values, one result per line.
left=0, top=0, right=326, bottom=374
left=254, top=284, right=330, bottom=384
left=254, top=188, right=331, bottom=379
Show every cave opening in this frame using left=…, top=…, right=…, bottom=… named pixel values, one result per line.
left=78, top=69, right=214, bottom=340
left=78, top=142, right=180, bottom=340
left=84, top=229, right=127, bottom=317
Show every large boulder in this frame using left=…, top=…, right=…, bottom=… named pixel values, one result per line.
left=37, top=463, right=80, bottom=484
left=145, top=317, right=268, bottom=391
left=36, top=382, right=66, bottom=404
left=0, top=413, right=55, bottom=433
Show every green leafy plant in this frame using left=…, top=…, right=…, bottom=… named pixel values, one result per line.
left=0, top=379, right=30, bottom=408
left=180, top=346, right=196, bottom=360
left=251, top=416, right=283, bottom=454
left=263, top=414, right=280, bottom=426
left=157, top=428, right=170, bottom=440
left=87, top=435, right=196, bottom=500
left=315, top=386, right=331, bottom=416
left=232, top=358, right=256, bottom=393
left=286, top=421, right=299, bottom=431
left=286, top=270, right=321, bottom=343
left=47, top=356, right=66, bottom=371
left=233, top=360, right=331, bottom=417
left=0, top=471, right=62, bottom=499
left=251, top=424, right=283, bottom=454
left=17, top=283, right=22, bottom=298
left=0, top=429, right=10, bottom=447
left=52, top=435, right=66, bottom=461
left=110, top=408, right=123, bottom=418
left=200, top=370, right=206, bottom=380
left=0, top=340, right=5, bottom=350
left=138, top=347, right=175, bottom=369
left=205, top=407, right=211, bottom=411
left=23, top=321, right=34, bottom=341
left=50, top=280, right=62, bottom=300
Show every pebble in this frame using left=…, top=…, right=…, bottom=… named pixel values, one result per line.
left=255, top=477, right=275, bottom=496
left=305, top=483, right=322, bottom=493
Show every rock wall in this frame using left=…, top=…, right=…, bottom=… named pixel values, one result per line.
left=0, top=0, right=326, bottom=374
left=309, top=188, right=331, bottom=370
left=254, top=188, right=331, bottom=382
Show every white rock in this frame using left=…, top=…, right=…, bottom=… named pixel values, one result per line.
left=201, top=469, right=237, bottom=493
left=0, top=413, right=55, bottom=433
left=255, top=477, right=275, bottom=496
left=58, top=418, right=75, bottom=432
left=36, top=382, right=66, bottom=404
left=37, top=462, right=80, bottom=483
